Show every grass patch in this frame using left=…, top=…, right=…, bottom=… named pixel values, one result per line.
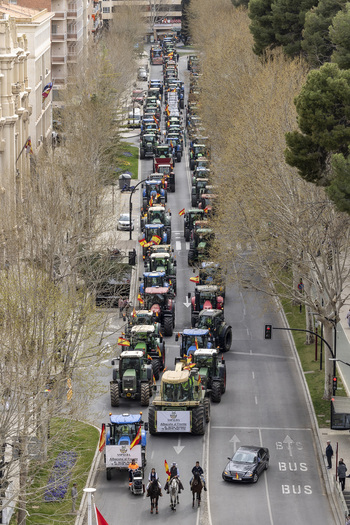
left=118, top=142, right=138, bottom=180
left=11, top=419, right=99, bottom=525
left=280, top=297, right=340, bottom=427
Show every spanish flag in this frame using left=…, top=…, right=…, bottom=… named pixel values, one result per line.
left=195, top=337, right=199, bottom=350
left=130, top=425, right=142, bottom=449
left=132, top=307, right=136, bottom=317
left=236, top=473, right=239, bottom=480
left=149, top=196, right=153, bottom=207
left=165, top=459, right=171, bottom=479
left=204, top=206, right=210, bottom=214
left=153, top=115, right=158, bottom=124
left=186, top=354, right=192, bottom=364
left=151, top=235, right=161, bottom=245
left=118, top=337, right=130, bottom=346
left=99, top=424, right=106, bottom=452
left=190, top=276, right=199, bottom=283
left=95, top=506, right=109, bottom=525
left=184, top=363, right=196, bottom=370
left=138, top=294, right=144, bottom=304
left=178, top=208, right=185, bottom=216
left=139, top=238, right=147, bottom=246
left=157, top=344, right=161, bottom=357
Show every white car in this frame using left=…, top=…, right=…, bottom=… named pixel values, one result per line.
left=137, top=67, right=148, bottom=81
left=117, top=213, right=134, bottom=231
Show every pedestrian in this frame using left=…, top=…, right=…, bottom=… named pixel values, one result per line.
left=118, top=297, right=124, bottom=318
left=338, top=459, right=347, bottom=491
left=71, top=483, right=78, bottom=513
left=297, top=278, right=304, bottom=313
left=346, top=309, right=350, bottom=328
left=326, top=440, right=334, bottom=469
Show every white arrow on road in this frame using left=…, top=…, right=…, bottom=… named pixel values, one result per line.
left=283, top=435, right=294, bottom=457
left=229, top=434, right=240, bottom=454
left=183, top=296, right=191, bottom=308
left=173, top=435, right=185, bottom=455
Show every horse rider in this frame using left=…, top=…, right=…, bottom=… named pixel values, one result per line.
left=146, top=467, right=163, bottom=497
left=164, top=462, right=184, bottom=493
left=128, top=458, right=139, bottom=486
left=190, top=461, right=207, bottom=491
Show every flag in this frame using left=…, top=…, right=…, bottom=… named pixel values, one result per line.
left=139, top=238, right=146, bottom=246
left=184, top=362, right=196, bottom=370
left=165, top=459, right=171, bottom=479
left=118, top=337, right=130, bottom=347
left=190, top=276, right=199, bottom=283
left=149, top=196, right=153, bottom=207
left=204, top=206, right=210, bottom=214
left=95, top=506, right=109, bottom=525
left=153, top=115, right=158, bottom=124
left=132, top=307, right=136, bottom=317
left=178, top=208, right=185, bottom=216
left=24, top=137, right=33, bottom=154
left=130, top=425, right=142, bottom=449
left=138, top=294, right=144, bottom=304
left=42, top=81, right=53, bottom=99
left=147, top=354, right=153, bottom=360
left=157, top=344, right=161, bottom=357
left=151, top=235, right=161, bottom=245
left=236, top=473, right=239, bottom=480
left=99, top=424, right=106, bottom=452
left=195, top=337, right=199, bottom=350
left=186, top=354, right=192, bottom=364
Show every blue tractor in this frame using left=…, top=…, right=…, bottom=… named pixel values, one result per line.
left=142, top=180, right=166, bottom=211
left=103, top=412, right=148, bottom=481
left=141, top=224, right=169, bottom=257
left=139, top=271, right=174, bottom=296
left=175, top=328, right=213, bottom=358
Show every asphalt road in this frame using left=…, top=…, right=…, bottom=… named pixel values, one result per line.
left=91, top=53, right=337, bottom=525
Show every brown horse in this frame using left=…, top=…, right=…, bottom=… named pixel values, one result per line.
left=149, top=478, right=161, bottom=514
left=191, top=473, right=203, bottom=507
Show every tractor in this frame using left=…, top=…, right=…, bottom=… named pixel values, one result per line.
left=142, top=180, right=166, bottom=211
left=175, top=328, right=213, bottom=357
left=183, top=209, right=206, bottom=242
left=191, top=349, right=226, bottom=403
left=140, top=133, right=158, bottom=160
left=188, top=228, right=214, bottom=266
left=145, top=252, right=177, bottom=289
left=124, top=309, right=161, bottom=338
left=153, top=158, right=175, bottom=192
left=143, top=286, right=175, bottom=337
left=198, top=261, right=226, bottom=297
left=148, top=361, right=210, bottom=435
left=140, top=205, right=171, bottom=234
left=110, top=350, right=154, bottom=407
left=189, top=285, right=224, bottom=327
left=195, top=309, right=232, bottom=352
left=139, top=271, right=175, bottom=296
left=140, top=224, right=169, bottom=257
left=191, top=178, right=209, bottom=208
left=103, top=412, right=147, bottom=480
left=153, top=144, right=173, bottom=172
left=128, top=325, right=165, bottom=378
left=165, top=135, right=182, bottom=163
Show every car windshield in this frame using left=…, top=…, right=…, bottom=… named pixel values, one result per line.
left=163, top=381, right=191, bottom=401
left=185, top=335, right=205, bottom=350
left=233, top=451, right=256, bottom=464
left=119, top=214, right=130, bottom=221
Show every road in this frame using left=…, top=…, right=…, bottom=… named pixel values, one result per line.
left=91, top=51, right=337, bottom=525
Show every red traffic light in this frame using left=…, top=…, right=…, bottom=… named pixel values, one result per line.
left=265, top=324, right=272, bottom=339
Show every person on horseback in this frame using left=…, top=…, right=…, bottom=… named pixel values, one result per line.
left=164, top=462, right=184, bottom=493
left=190, top=461, right=207, bottom=491
left=128, top=458, right=139, bottom=486
left=146, top=467, right=162, bottom=497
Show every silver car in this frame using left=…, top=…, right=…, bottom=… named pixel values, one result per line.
left=117, top=213, right=134, bottom=231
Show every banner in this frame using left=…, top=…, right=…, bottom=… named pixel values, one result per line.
left=156, top=411, right=190, bottom=432
left=105, top=444, right=142, bottom=468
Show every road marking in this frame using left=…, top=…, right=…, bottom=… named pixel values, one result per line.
left=186, top=242, right=190, bottom=250
left=252, top=371, right=255, bottom=379
left=229, top=434, right=240, bottom=454
left=173, top=435, right=185, bottom=454
left=212, top=426, right=312, bottom=431
left=172, top=230, right=183, bottom=234
left=255, top=396, right=258, bottom=405
left=176, top=241, right=182, bottom=251
left=231, top=350, right=295, bottom=360
left=259, top=428, right=274, bottom=525
left=183, top=296, right=191, bottom=308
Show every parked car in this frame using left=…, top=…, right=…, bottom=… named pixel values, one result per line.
left=137, top=67, right=148, bottom=81
left=222, top=446, right=269, bottom=483
left=117, top=213, right=134, bottom=231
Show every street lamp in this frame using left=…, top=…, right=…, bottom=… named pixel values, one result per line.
left=129, top=179, right=145, bottom=241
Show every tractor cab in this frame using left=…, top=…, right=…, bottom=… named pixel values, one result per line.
left=146, top=205, right=171, bottom=226
left=184, top=208, right=205, bottom=241
left=199, top=262, right=226, bottom=295
left=161, top=365, right=201, bottom=403
left=139, top=271, right=172, bottom=295
left=192, top=285, right=224, bottom=312
left=143, top=286, right=175, bottom=336
left=175, top=328, right=212, bottom=357
left=196, top=309, right=225, bottom=330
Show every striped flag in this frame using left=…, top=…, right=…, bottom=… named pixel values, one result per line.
left=139, top=238, right=147, bottom=246
left=117, top=337, right=130, bottom=346
left=190, top=276, right=199, bottom=283
left=157, top=344, right=161, bottom=357
left=165, top=459, right=171, bottom=480
left=42, top=81, right=53, bottom=99
left=138, top=294, right=144, bottom=304
left=178, top=208, right=185, bottom=216
left=195, top=337, right=199, bottom=350
left=130, top=425, right=142, bottom=449
left=99, top=424, right=106, bottom=452
left=151, top=235, right=161, bottom=245
left=95, top=505, right=109, bottom=525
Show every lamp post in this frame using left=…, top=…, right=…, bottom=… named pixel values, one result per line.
left=129, top=179, right=145, bottom=241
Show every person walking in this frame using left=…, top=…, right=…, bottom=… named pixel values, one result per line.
left=71, top=483, right=78, bottom=513
left=326, top=440, right=334, bottom=469
left=338, top=459, right=347, bottom=491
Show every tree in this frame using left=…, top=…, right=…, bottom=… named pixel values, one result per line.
left=271, top=0, right=317, bottom=57
left=248, top=0, right=277, bottom=55
left=285, top=63, right=350, bottom=189
left=330, top=2, right=350, bottom=69
left=302, top=0, right=346, bottom=67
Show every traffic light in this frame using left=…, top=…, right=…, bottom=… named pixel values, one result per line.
left=333, top=376, right=337, bottom=393
left=264, top=325, right=272, bottom=339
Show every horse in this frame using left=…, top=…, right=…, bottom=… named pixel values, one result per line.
left=169, top=477, right=179, bottom=511
left=191, top=473, right=203, bottom=508
left=149, top=478, right=161, bottom=514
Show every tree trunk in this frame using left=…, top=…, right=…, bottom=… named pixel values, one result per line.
left=323, top=322, right=334, bottom=400
left=305, top=305, right=315, bottom=345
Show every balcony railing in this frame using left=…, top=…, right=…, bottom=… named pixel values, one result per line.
left=52, top=55, right=67, bottom=64
left=51, top=32, right=67, bottom=41
left=52, top=11, right=67, bottom=19
left=67, top=26, right=83, bottom=40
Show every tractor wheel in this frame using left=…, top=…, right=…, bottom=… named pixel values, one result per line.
left=185, top=227, right=190, bottom=242
left=192, top=406, right=205, bottom=435
left=191, top=313, right=198, bottom=328
left=148, top=406, right=157, bottom=435
left=152, top=359, right=160, bottom=380
left=211, top=382, right=222, bottom=403
left=204, top=397, right=211, bottom=423
left=222, top=327, right=232, bottom=352
left=177, top=151, right=181, bottom=163
left=106, top=468, right=112, bottom=481
left=188, top=250, right=195, bottom=266
left=190, top=159, right=195, bottom=170
left=166, top=227, right=171, bottom=244
left=164, top=190, right=168, bottom=203
left=164, top=316, right=173, bottom=336
left=191, top=195, right=197, bottom=207
left=180, top=99, right=184, bottom=110
left=220, top=368, right=226, bottom=394
left=161, top=343, right=166, bottom=369
left=110, top=382, right=120, bottom=407
left=141, top=382, right=150, bottom=406
left=143, top=198, right=148, bottom=210
left=140, top=148, right=145, bottom=160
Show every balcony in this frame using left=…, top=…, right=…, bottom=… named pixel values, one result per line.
left=52, top=55, right=67, bottom=64
left=67, top=4, right=83, bottom=18
left=53, top=78, right=66, bottom=86
left=52, top=11, right=67, bottom=19
left=51, top=32, right=67, bottom=41
left=67, top=26, right=83, bottom=40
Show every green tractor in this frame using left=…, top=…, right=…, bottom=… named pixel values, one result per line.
left=183, top=208, right=206, bottom=242
left=110, top=350, right=154, bottom=407
left=188, top=228, right=214, bottom=266
left=124, top=309, right=162, bottom=337
left=141, top=205, right=171, bottom=233
left=148, top=361, right=210, bottom=435
left=140, top=133, right=158, bottom=160
left=191, top=178, right=209, bottom=208
left=129, top=324, right=165, bottom=379
left=191, top=349, right=226, bottom=403
left=195, top=309, right=232, bottom=353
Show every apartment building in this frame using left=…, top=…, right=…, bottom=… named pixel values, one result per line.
left=102, top=0, right=182, bottom=37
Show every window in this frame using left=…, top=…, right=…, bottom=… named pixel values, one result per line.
left=103, top=6, right=110, bottom=12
